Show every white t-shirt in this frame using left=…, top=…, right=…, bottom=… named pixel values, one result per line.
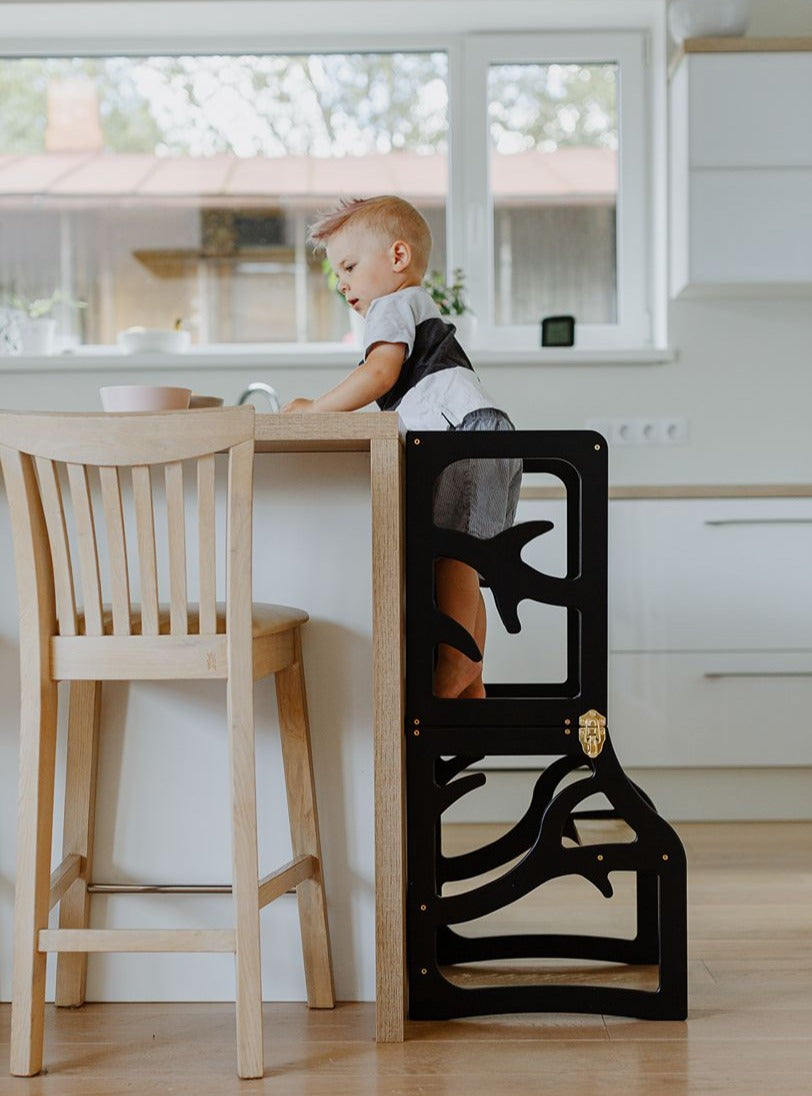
left=363, top=286, right=498, bottom=431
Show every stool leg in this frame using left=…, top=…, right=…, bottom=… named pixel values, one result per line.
left=55, top=680, right=102, bottom=1007
left=10, top=676, right=59, bottom=1076
left=275, top=629, right=335, bottom=1009
left=227, top=668, right=264, bottom=1079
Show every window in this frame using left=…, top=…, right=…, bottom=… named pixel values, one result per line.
left=459, top=34, right=649, bottom=349
left=0, top=52, right=448, bottom=349
left=0, top=30, right=653, bottom=353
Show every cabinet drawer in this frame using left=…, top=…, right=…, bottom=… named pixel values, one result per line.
left=609, top=651, right=812, bottom=767
left=610, top=499, right=812, bottom=652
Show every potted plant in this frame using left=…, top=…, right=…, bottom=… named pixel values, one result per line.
left=5, top=290, right=86, bottom=355
left=423, top=268, right=477, bottom=347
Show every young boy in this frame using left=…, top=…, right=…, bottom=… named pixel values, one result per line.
left=282, top=195, right=521, bottom=699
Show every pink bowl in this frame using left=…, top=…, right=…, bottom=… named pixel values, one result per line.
left=100, top=385, right=191, bottom=412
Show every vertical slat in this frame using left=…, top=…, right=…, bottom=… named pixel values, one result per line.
left=66, top=463, right=103, bottom=637
left=165, top=461, right=188, bottom=635
left=34, top=457, right=77, bottom=637
left=132, top=465, right=159, bottom=636
left=99, top=466, right=131, bottom=636
left=197, top=454, right=217, bottom=635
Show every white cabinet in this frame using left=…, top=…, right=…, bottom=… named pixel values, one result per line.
left=483, top=495, right=812, bottom=768
left=611, top=496, right=812, bottom=766
left=670, top=46, right=812, bottom=296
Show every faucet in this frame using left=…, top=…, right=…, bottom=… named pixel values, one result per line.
left=237, top=382, right=281, bottom=412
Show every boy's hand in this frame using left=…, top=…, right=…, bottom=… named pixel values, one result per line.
left=281, top=398, right=315, bottom=413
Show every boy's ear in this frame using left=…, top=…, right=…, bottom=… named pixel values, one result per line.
left=391, top=239, right=412, bottom=270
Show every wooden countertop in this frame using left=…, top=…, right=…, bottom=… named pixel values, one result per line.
left=253, top=411, right=404, bottom=452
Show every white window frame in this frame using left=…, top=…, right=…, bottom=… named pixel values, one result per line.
left=454, top=33, right=651, bottom=350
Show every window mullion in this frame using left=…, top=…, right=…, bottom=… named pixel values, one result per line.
left=459, top=36, right=492, bottom=340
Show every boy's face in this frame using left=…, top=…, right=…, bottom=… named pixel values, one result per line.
left=326, top=225, right=413, bottom=317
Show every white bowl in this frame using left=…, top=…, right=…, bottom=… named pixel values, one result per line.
left=189, top=393, right=225, bottom=409
left=116, top=328, right=191, bottom=354
left=100, top=385, right=192, bottom=412
left=669, top=0, right=752, bottom=43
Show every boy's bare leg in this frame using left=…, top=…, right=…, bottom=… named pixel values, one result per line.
left=434, top=558, right=486, bottom=698
left=458, top=591, right=487, bottom=699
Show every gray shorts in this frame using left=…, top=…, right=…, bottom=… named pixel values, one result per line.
left=432, top=408, right=522, bottom=539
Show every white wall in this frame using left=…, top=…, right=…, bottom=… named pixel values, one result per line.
left=1, top=0, right=811, bottom=1005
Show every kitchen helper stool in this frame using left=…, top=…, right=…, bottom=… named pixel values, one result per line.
left=405, top=429, right=687, bottom=1022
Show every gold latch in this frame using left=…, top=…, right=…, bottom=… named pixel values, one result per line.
left=578, top=709, right=607, bottom=758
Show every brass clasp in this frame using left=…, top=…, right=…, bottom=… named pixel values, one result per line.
left=578, top=709, right=607, bottom=758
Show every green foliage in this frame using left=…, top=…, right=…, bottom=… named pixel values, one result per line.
left=5, top=289, right=87, bottom=319
left=321, top=258, right=342, bottom=297
left=423, top=269, right=470, bottom=316
left=0, top=54, right=615, bottom=158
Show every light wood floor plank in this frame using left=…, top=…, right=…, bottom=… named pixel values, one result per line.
left=1, top=821, right=811, bottom=1093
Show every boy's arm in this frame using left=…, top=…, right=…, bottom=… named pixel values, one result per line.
left=282, top=342, right=405, bottom=413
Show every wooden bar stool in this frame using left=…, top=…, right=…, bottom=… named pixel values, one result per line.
left=0, top=407, right=334, bottom=1079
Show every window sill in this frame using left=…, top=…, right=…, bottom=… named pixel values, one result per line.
left=0, top=344, right=676, bottom=373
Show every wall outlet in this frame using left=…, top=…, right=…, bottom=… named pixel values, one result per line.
left=586, top=417, right=689, bottom=446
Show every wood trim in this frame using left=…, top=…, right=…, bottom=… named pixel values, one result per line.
left=671, top=37, right=812, bottom=77
left=257, top=854, right=317, bottom=909
left=39, top=929, right=236, bottom=953
left=684, top=36, right=812, bottom=54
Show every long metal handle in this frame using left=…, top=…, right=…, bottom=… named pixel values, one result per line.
left=704, top=670, right=812, bottom=679
left=704, top=518, right=812, bottom=526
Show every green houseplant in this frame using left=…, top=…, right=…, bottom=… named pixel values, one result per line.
left=4, top=290, right=86, bottom=355
left=423, top=268, right=477, bottom=347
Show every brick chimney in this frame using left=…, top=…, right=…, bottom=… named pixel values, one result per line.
left=45, top=76, right=104, bottom=152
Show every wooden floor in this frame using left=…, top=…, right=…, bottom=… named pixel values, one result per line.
left=2, top=821, right=811, bottom=1095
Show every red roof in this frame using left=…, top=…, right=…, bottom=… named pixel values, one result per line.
left=0, top=148, right=616, bottom=204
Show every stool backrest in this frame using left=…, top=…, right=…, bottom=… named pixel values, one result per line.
left=0, top=408, right=255, bottom=643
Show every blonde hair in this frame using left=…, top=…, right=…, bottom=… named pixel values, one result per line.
left=308, top=195, right=432, bottom=278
